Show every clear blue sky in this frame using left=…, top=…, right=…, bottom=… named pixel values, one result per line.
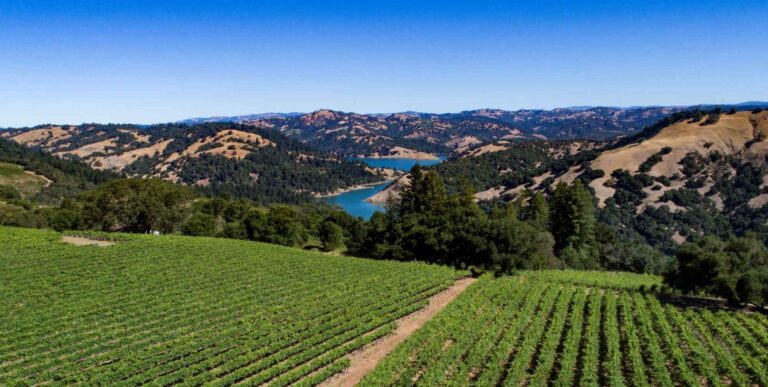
left=1, top=0, right=766, bottom=127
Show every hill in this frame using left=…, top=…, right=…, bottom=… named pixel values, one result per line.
left=0, top=226, right=458, bottom=385
left=178, top=106, right=690, bottom=158
left=1, top=123, right=382, bottom=204
left=3, top=227, right=765, bottom=385
left=364, top=272, right=768, bottom=386
left=429, top=109, right=768, bottom=253
left=0, top=137, right=117, bottom=205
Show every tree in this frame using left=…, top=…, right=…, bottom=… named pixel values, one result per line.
left=182, top=213, right=216, bottom=237
left=264, top=205, right=307, bottom=247
left=520, top=190, right=549, bottom=231
left=0, top=186, right=21, bottom=202
left=318, top=220, right=344, bottom=251
left=549, top=181, right=597, bottom=257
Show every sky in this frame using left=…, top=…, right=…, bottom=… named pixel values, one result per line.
left=1, top=0, right=766, bottom=127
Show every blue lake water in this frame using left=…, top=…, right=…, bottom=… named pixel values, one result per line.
left=323, top=157, right=445, bottom=219
left=354, top=157, right=445, bottom=171
left=322, top=182, right=389, bottom=219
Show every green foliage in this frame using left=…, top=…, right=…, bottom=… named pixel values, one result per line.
left=318, top=221, right=344, bottom=251
left=679, top=152, right=706, bottom=177
left=666, top=235, right=768, bottom=307
left=0, top=226, right=457, bottom=385
left=351, top=165, right=556, bottom=272
left=638, top=147, right=671, bottom=173
left=79, top=179, right=195, bottom=233
left=181, top=212, right=217, bottom=236
left=550, top=180, right=597, bottom=256
left=702, top=111, right=721, bottom=125
left=0, top=185, right=21, bottom=201
left=363, top=273, right=765, bottom=385
left=519, top=190, right=550, bottom=231
left=599, top=241, right=670, bottom=274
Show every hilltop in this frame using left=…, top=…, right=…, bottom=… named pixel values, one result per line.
left=179, top=106, right=696, bottom=158
left=177, top=103, right=768, bottom=159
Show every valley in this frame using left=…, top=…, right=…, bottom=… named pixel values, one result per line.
left=4, top=2, right=768, bottom=386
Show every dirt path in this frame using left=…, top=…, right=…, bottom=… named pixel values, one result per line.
left=61, top=236, right=115, bottom=247
left=321, top=277, right=477, bottom=386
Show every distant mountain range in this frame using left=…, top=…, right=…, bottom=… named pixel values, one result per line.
left=179, top=113, right=304, bottom=125
left=177, top=102, right=768, bottom=157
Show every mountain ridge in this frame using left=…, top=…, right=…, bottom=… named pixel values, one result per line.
left=174, top=102, right=768, bottom=158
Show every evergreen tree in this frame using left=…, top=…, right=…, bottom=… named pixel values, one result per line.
left=522, top=190, right=549, bottom=231
left=549, top=181, right=597, bottom=258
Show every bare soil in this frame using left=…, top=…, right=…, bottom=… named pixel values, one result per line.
left=320, top=277, right=476, bottom=386
left=61, top=236, right=115, bottom=247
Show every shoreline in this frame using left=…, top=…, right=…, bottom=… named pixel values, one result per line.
left=360, top=155, right=440, bottom=161
left=313, top=179, right=394, bottom=198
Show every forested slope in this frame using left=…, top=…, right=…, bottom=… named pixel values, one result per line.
left=2, top=123, right=381, bottom=203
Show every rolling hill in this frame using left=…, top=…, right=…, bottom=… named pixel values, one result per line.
left=426, top=108, right=768, bottom=253
left=1, top=123, right=382, bottom=203
left=180, top=103, right=768, bottom=159
left=0, top=137, right=117, bottom=205
left=3, top=226, right=765, bottom=385
left=194, top=106, right=687, bottom=158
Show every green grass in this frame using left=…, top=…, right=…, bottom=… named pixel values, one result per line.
left=363, top=273, right=768, bottom=386
left=518, top=269, right=662, bottom=290
left=0, top=226, right=458, bottom=385
left=0, top=162, right=49, bottom=199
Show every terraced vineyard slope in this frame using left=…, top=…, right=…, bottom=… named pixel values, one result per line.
left=0, top=162, right=50, bottom=199
left=363, top=272, right=768, bottom=386
left=0, top=227, right=458, bottom=385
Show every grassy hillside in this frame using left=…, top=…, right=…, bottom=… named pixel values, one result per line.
left=0, top=226, right=457, bottom=385
left=0, top=137, right=117, bottom=205
left=0, top=162, right=50, bottom=199
left=364, top=273, right=768, bottom=386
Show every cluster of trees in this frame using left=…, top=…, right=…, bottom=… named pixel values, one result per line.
left=181, top=196, right=359, bottom=251
left=347, top=166, right=668, bottom=274
left=176, top=150, right=380, bottom=205
left=348, top=166, right=555, bottom=271
left=0, top=178, right=362, bottom=253
left=666, top=235, right=768, bottom=308
left=0, top=167, right=671, bottom=275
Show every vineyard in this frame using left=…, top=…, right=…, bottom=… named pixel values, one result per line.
left=0, top=226, right=458, bottom=385
left=3, top=226, right=768, bottom=386
left=363, top=272, right=768, bottom=386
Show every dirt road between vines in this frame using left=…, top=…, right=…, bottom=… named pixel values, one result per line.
left=321, top=277, right=477, bottom=386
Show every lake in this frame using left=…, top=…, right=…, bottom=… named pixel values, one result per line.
left=322, top=182, right=389, bottom=219
left=323, top=157, right=445, bottom=219
left=354, top=157, right=445, bottom=171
